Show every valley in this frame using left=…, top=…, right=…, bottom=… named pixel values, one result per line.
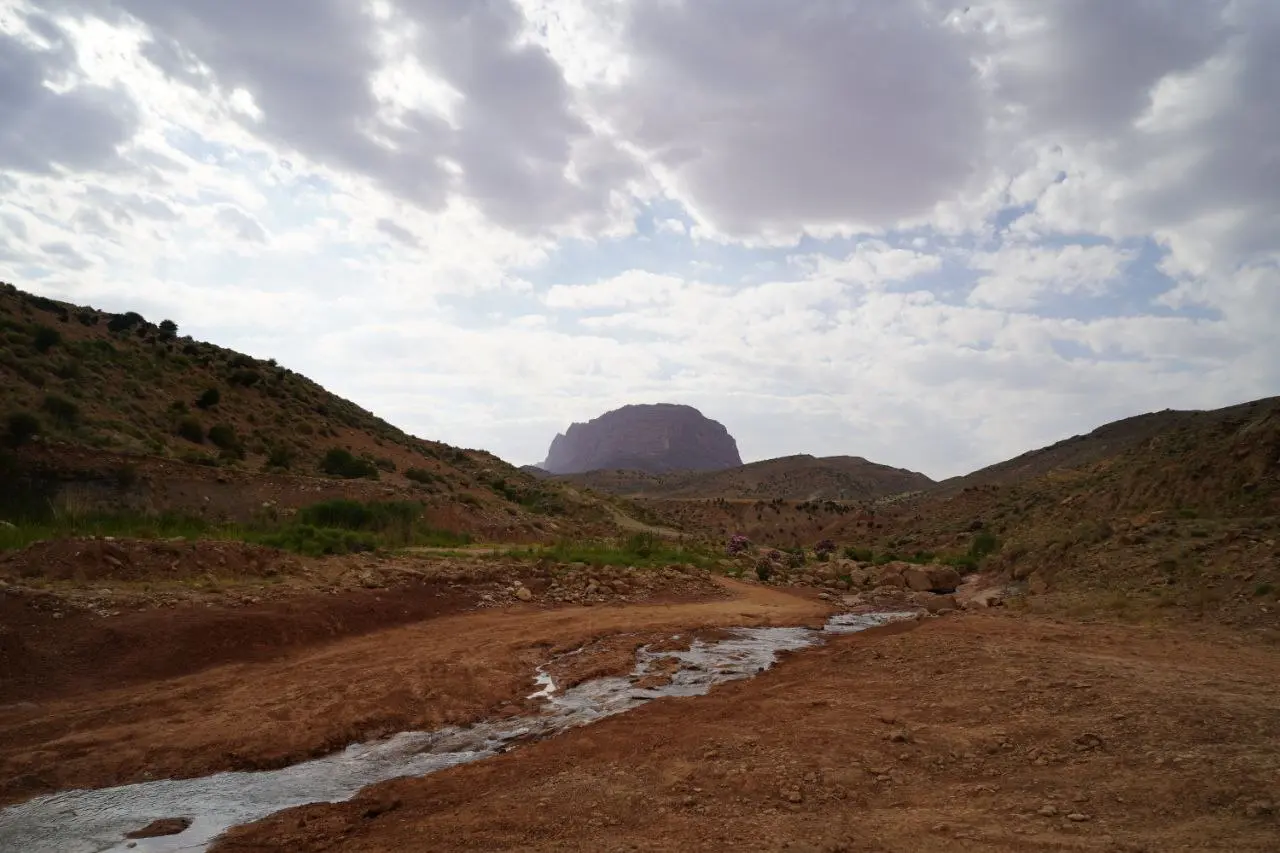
left=1, top=284, right=1277, bottom=851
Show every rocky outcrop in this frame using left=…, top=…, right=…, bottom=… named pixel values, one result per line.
left=540, top=404, right=742, bottom=475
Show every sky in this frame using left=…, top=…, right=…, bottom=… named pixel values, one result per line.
left=1, top=0, right=1277, bottom=479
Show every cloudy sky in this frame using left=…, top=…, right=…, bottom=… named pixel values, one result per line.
left=2, top=0, right=1277, bottom=478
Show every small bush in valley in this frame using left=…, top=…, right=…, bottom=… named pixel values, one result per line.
left=726, top=533, right=751, bottom=556
left=755, top=559, right=774, bottom=582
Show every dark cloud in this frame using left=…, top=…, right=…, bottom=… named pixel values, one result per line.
left=0, top=27, right=139, bottom=173
left=38, top=241, right=93, bottom=270
left=989, top=0, right=1280, bottom=263
left=376, top=218, right=418, bottom=247
left=603, top=0, right=987, bottom=236
left=49, top=0, right=632, bottom=233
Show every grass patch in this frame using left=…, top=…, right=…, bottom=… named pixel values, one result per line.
left=506, top=532, right=711, bottom=569
left=0, top=498, right=471, bottom=557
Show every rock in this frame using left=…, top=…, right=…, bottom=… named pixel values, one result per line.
left=1037, top=805, right=1059, bottom=817
left=126, top=818, right=192, bottom=839
left=1244, top=800, right=1273, bottom=818
left=1066, top=813, right=1090, bottom=822
left=0, top=520, right=15, bottom=530
left=514, top=586, right=533, bottom=602
left=889, top=729, right=911, bottom=743
left=539, top=403, right=742, bottom=474
left=923, top=594, right=957, bottom=614
left=782, top=788, right=803, bottom=803
left=904, top=566, right=962, bottom=593
left=1028, top=572, right=1051, bottom=595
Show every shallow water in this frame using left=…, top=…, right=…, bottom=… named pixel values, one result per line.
left=0, top=611, right=912, bottom=853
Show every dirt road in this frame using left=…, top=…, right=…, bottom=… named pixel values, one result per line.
left=0, top=579, right=828, bottom=804
left=214, top=613, right=1280, bottom=853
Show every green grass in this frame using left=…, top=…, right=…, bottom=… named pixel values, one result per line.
left=0, top=498, right=472, bottom=558
left=503, top=532, right=712, bottom=569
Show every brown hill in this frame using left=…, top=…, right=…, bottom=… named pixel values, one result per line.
left=0, top=282, right=613, bottom=539
left=642, top=396, right=1280, bottom=627
left=559, top=454, right=933, bottom=501
left=540, top=403, right=741, bottom=474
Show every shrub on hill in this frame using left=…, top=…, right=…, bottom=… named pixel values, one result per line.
left=176, top=417, right=204, bottom=444
left=41, top=394, right=79, bottom=426
left=195, top=388, right=221, bottom=409
left=319, top=447, right=378, bottom=479
left=4, top=412, right=41, bottom=447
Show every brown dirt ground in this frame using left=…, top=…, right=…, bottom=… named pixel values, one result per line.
left=214, top=612, right=1280, bottom=853
left=0, top=579, right=826, bottom=805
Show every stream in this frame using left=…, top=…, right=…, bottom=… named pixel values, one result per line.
left=0, top=611, right=913, bottom=853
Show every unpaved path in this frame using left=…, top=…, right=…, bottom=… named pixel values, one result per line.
left=217, top=614, right=1280, bottom=853
left=0, top=579, right=828, bottom=804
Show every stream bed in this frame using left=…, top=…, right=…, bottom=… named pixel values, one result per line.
left=0, top=611, right=913, bottom=853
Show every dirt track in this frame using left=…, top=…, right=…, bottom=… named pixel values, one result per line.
left=216, top=613, right=1280, bottom=852
left=0, top=579, right=828, bottom=804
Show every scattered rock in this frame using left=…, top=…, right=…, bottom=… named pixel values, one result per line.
left=1066, top=813, right=1090, bottom=822
left=1244, top=800, right=1273, bottom=819
left=1037, top=805, right=1059, bottom=817
left=126, top=817, right=192, bottom=839
left=514, top=586, right=533, bottom=602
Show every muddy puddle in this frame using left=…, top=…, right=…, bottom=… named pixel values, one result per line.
left=0, top=611, right=913, bottom=853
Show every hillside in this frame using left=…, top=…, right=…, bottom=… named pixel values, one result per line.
left=642, top=397, right=1280, bottom=627
left=0, top=282, right=614, bottom=539
left=559, top=454, right=933, bottom=501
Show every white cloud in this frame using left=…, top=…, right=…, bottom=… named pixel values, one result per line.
left=0, top=0, right=1276, bottom=478
left=967, top=243, right=1135, bottom=310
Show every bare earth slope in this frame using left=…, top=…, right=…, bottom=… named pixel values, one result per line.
left=559, top=454, right=933, bottom=500
left=218, top=611, right=1280, bottom=853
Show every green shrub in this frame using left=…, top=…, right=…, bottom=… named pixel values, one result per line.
left=4, top=412, right=41, bottom=447
left=1255, top=582, right=1276, bottom=598
left=624, top=531, right=659, bottom=558
left=176, top=417, right=204, bottom=444
left=259, top=524, right=377, bottom=557
left=374, top=457, right=396, bottom=473
left=195, top=388, right=221, bottom=409
left=755, top=559, right=773, bottom=582
left=41, top=394, right=80, bottom=426
left=107, top=311, right=145, bottom=333
left=405, top=467, right=436, bottom=484
left=32, top=325, right=61, bottom=353
left=207, top=424, right=243, bottom=459
left=318, top=448, right=378, bottom=479
left=265, top=444, right=295, bottom=469
left=158, top=319, right=178, bottom=339
left=228, top=369, right=261, bottom=387
left=297, top=499, right=419, bottom=531
left=969, top=531, right=1000, bottom=560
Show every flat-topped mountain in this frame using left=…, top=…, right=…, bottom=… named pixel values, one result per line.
left=539, top=404, right=742, bottom=475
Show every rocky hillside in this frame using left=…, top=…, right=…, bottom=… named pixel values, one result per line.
left=539, top=403, right=742, bottom=475
left=648, top=396, right=1280, bottom=627
left=0, top=282, right=614, bottom=538
left=561, top=454, right=933, bottom=500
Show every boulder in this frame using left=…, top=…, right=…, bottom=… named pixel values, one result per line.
left=903, top=565, right=961, bottom=593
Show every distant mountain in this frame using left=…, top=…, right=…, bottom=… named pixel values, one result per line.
left=559, top=454, right=934, bottom=501
left=540, top=404, right=742, bottom=475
